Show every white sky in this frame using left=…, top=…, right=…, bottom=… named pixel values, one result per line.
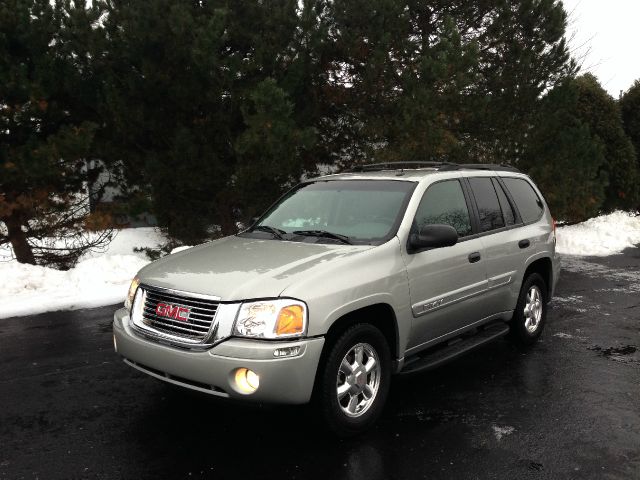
left=562, top=0, right=640, bottom=97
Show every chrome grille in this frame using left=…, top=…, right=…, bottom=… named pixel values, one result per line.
left=140, top=286, right=219, bottom=341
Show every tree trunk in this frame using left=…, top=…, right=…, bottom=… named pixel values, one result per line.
left=219, top=206, right=240, bottom=236
left=4, top=214, right=36, bottom=264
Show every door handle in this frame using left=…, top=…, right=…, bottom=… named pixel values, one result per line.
left=468, top=252, right=481, bottom=263
left=518, top=239, right=530, bottom=249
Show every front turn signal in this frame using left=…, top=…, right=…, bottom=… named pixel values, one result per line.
left=275, top=305, right=305, bottom=336
left=125, top=277, right=140, bottom=310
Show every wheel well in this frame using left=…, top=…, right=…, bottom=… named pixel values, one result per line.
left=523, top=257, right=552, bottom=298
left=324, top=304, right=399, bottom=360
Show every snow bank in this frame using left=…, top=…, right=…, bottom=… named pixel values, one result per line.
left=0, top=228, right=166, bottom=319
left=556, top=211, right=640, bottom=256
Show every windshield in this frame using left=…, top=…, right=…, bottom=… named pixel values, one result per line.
left=247, top=180, right=417, bottom=245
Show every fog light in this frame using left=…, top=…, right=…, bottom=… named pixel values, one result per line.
left=234, top=368, right=259, bottom=394
left=273, top=346, right=301, bottom=358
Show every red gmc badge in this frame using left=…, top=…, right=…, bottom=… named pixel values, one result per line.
left=155, top=303, right=190, bottom=322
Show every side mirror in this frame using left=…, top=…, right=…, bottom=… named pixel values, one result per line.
left=409, top=224, right=458, bottom=252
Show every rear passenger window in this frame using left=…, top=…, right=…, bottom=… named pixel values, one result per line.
left=413, top=180, right=472, bottom=237
left=503, top=177, right=544, bottom=224
left=468, top=177, right=505, bottom=232
left=492, top=178, right=516, bottom=226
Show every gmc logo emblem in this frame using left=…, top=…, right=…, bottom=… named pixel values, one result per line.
left=155, top=303, right=190, bottom=322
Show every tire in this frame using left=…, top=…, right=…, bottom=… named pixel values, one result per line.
left=509, top=272, right=548, bottom=346
left=317, top=323, right=391, bottom=437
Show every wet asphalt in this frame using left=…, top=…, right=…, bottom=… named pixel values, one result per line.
left=1, top=249, right=639, bottom=480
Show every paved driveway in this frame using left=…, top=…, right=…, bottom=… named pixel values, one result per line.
left=1, top=249, right=638, bottom=479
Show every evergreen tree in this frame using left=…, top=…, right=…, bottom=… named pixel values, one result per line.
left=100, top=0, right=314, bottom=242
left=620, top=80, right=640, bottom=208
left=303, top=0, right=575, bottom=165
left=98, top=0, right=231, bottom=242
left=97, top=0, right=579, bottom=242
left=572, top=74, right=639, bottom=211
left=0, top=0, right=108, bottom=266
left=235, top=78, right=315, bottom=218
left=522, top=80, right=606, bottom=222
left=470, top=0, right=576, bottom=164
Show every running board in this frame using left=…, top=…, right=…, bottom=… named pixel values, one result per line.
left=400, top=323, right=510, bottom=375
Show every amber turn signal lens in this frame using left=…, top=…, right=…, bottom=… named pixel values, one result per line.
left=125, top=277, right=140, bottom=310
left=275, top=305, right=305, bottom=335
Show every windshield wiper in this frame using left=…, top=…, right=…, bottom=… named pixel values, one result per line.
left=252, top=225, right=286, bottom=240
left=292, top=230, right=353, bottom=245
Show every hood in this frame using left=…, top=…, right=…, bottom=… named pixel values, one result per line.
left=136, top=235, right=371, bottom=300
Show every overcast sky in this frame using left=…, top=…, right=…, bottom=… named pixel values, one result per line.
left=562, top=0, right=640, bottom=97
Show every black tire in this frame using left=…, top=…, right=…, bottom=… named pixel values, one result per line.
left=317, top=323, right=391, bottom=437
left=509, top=272, right=548, bottom=346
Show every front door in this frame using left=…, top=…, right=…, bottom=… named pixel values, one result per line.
left=402, top=179, right=489, bottom=353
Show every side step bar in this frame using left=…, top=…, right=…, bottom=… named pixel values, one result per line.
left=400, top=323, right=510, bottom=375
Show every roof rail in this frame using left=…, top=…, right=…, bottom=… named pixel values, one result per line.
left=441, top=163, right=520, bottom=172
left=347, top=161, right=458, bottom=172
left=346, top=162, right=520, bottom=173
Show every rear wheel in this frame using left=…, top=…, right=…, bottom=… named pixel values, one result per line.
left=317, top=323, right=391, bottom=437
left=509, top=273, right=548, bottom=345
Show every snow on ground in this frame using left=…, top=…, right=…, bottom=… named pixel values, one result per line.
left=0, top=211, right=639, bottom=319
left=0, top=228, right=167, bottom=319
left=492, top=425, right=515, bottom=441
left=556, top=211, right=640, bottom=256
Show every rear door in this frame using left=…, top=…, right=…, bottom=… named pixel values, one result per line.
left=402, top=179, right=490, bottom=352
left=500, top=175, right=550, bottom=297
left=466, top=175, right=528, bottom=315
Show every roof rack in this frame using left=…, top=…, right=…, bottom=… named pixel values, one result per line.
left=447, top=163, right=520, bottom=172
left=347, top=161, right=520, bottom=173
left=348, top=161, right=454, bottom=172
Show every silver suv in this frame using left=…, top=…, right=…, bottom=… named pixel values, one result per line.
left=113, top=162, right=560, bottom=436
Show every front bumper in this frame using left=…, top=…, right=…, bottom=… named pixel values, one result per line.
left=113, top=308, right=324, bottom=404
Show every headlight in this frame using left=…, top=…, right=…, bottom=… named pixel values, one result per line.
left=124, top=277, right=140, bottom=310
left=234, top=299, right=307, bottom=339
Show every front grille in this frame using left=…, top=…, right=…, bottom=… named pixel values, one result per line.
left=140, top=286, right=219, bottom=342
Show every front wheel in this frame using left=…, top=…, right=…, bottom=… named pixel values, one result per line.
left=317, top=324, right=391, bottom=437
left=509, top=273, right=548, bottom=345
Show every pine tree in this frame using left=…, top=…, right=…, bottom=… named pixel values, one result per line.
left=97, top=0, right=580, bottom=244
left=469, top=0, right=577, bottom=164
left=0, top=0, right=108, bottom=266
left=100, top=0, right=314, bottom=242
left=522, top=80, right=606, bottom=222
left=572, top=74, right=639, bottom=211
left=235, top=79, right=315, bottom=218
left=620, top=80, right=640, bottom=209
left=301, top=0, right=575, bottom=166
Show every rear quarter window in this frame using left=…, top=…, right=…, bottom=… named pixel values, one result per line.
left=502, top=177, right=544, bottom=224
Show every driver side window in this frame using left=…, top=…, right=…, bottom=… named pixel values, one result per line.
left=413, top=180, right=472, bottom=237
